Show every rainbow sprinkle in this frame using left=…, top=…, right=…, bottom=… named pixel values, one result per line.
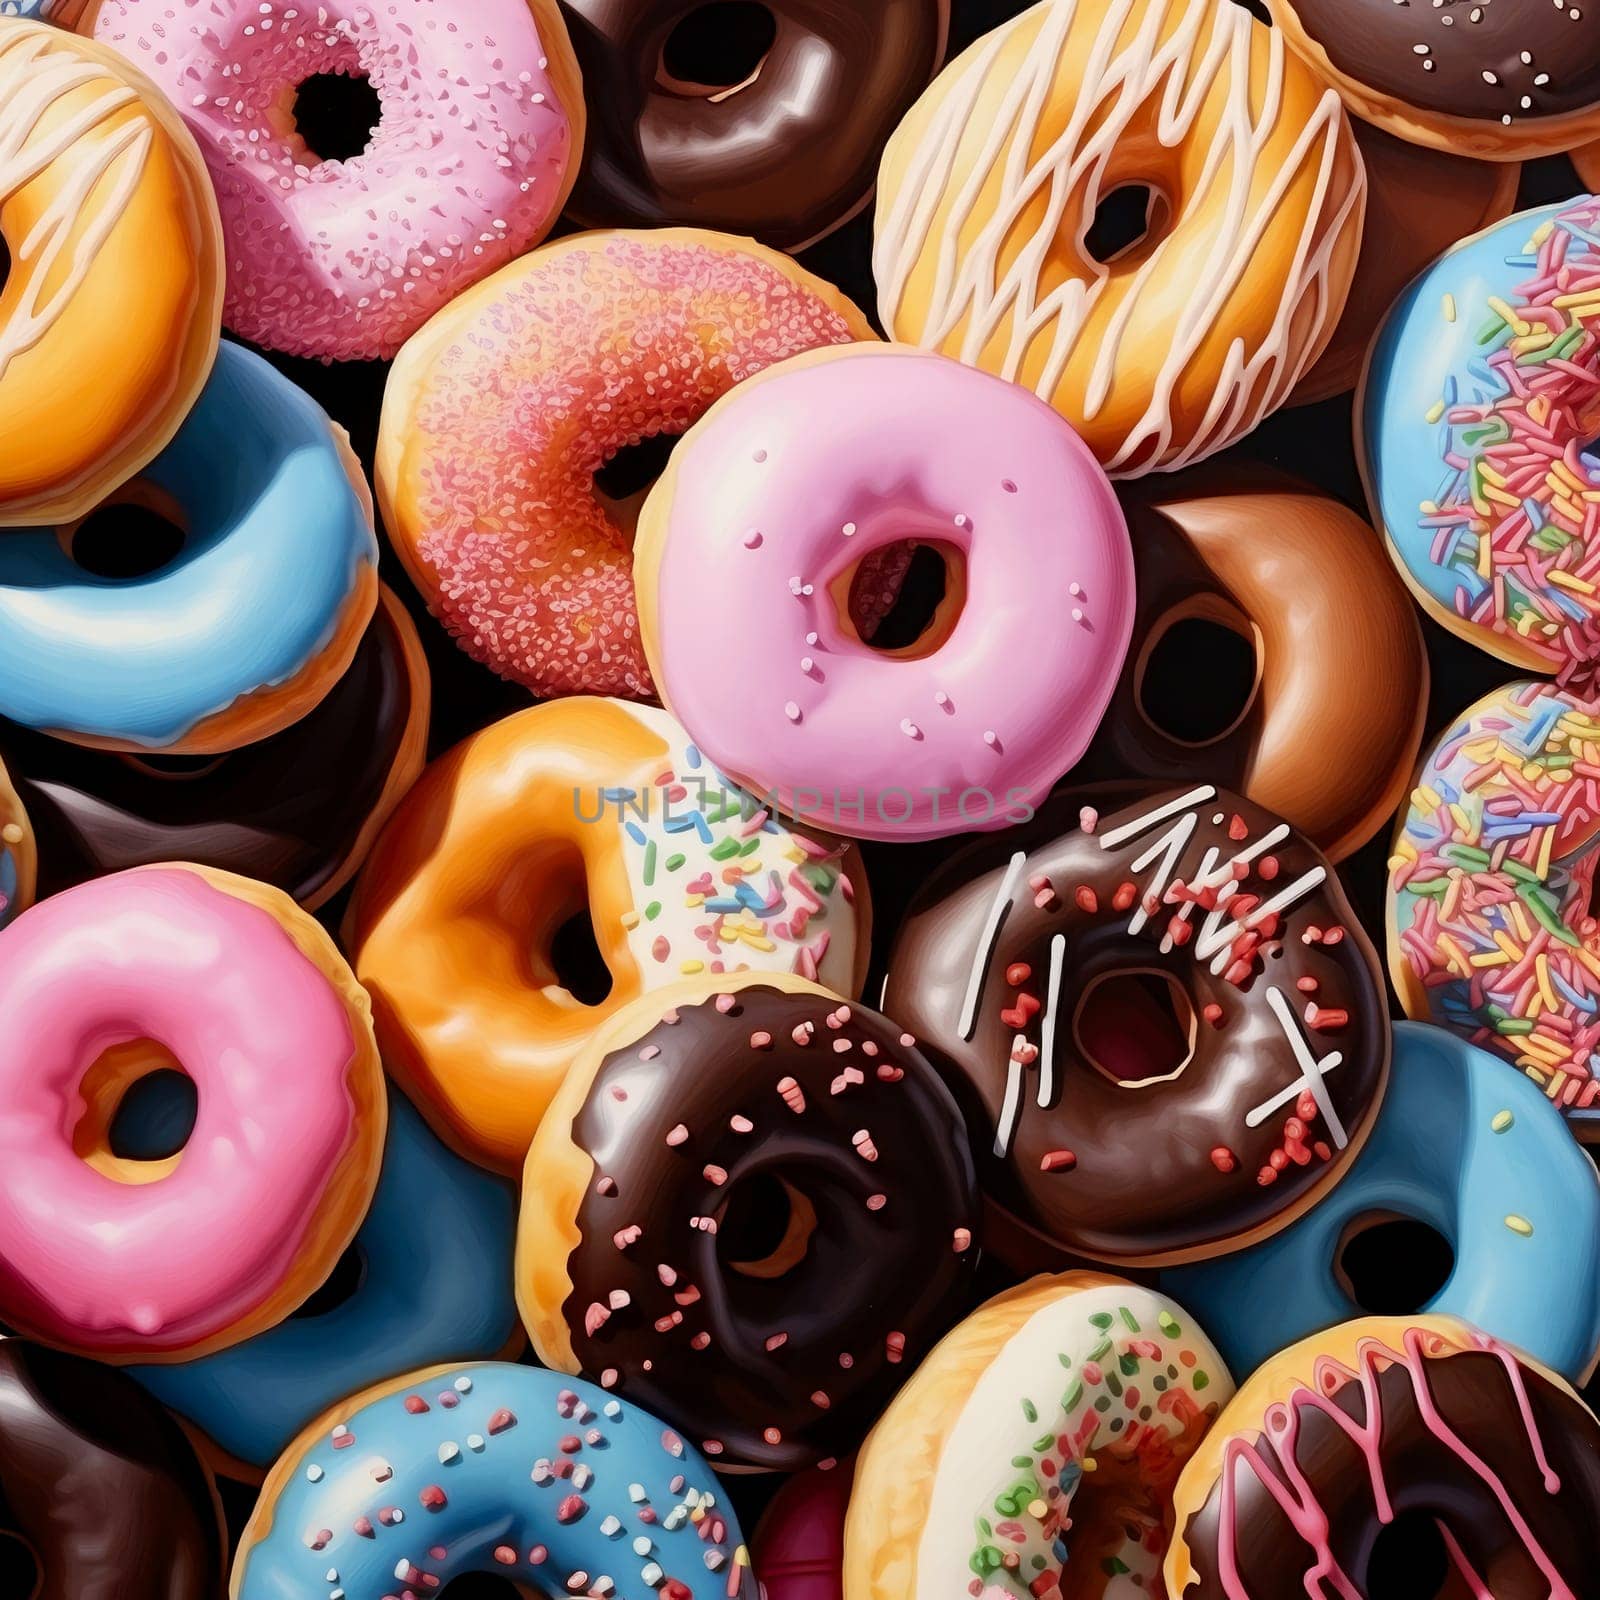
left=1390, top=679, right=1600, bottom=1124
left=1420, top=198, right=1600, bottom=682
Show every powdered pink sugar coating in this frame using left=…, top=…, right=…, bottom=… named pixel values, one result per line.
left=91, top=0, right=577, bottom=361
left=398, top=235, right=864, bottom=699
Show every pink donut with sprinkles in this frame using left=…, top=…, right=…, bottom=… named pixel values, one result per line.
left=84, top=0, right=585, bottom=362
left=376, top=228, right=876, bottom=700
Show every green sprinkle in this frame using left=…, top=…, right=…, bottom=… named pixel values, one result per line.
left=1105, top=1371, right=1122, bottom=1398
left=1094, top=1396, right=1112, bottom=1414
left=1103, top=1557, right=1131, bottom=1578
left=1158, top=1312, right=1181, bottom=1337
left=1032, top=1433, right=1054, bottom=1454
left=1062, top=1381, right=1083, bottom=1411
left=1058, top=1353, right=1073, bottom=1369
left=1089, top=1312, right=1114, bottom=1330
left=739, top=836, right=762, bottom=856
left=1192, top=1371, right=1211, bottom=1391
left=1119, top=1305, right=1141, bottom=1332
left=643, top=839, right=657, bottom=887
left=1119, top=1352, right=1140, bottom=1377
left=710, top=837, right=741, bottom=861
left=1088, top=1338, right=1113, bottom=1364
left=645, top=901, right=661, bottom=922
left=1021, top=1398, right=1037, bottom=1423
left=1492, top=1109, right=1515, bottom=1133
left=1506, top=1214, right=1534, bottom=1237
left=664, top=853, right=686, bottom=872
left=1009, top=1456, right=1033, bottom=1470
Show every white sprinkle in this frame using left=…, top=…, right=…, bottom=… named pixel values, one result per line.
left=841, top=521, right=857, bottom=537
left=1482, top=68, right=1498, bottom=82
left=438, top=1442, right=459, bottom=1464
left=901, top=719, right=922, bottom=739
left=784, top=701, right=802, bottom=723
left=454, top=1376, right=473, bottom=1392
left=306, top=1465, right=324, bottom=1482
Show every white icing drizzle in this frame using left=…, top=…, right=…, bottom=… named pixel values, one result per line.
left=1096, top=783, right=1216, bottom=850
left=994, top=1035, right=1029, bottom=1157
left=874, top=0, right=1364, bottom=473
left=959, top=849, right=1026, bottom=1039
left=1253, top=984, right=1349, bottom=1147
left=0, top=27, right=152, bottom=382
left=1036, top=931, right=1066, bottom=1108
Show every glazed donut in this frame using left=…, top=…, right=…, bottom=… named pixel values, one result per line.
left=559, top=0, right=948, bottom=250
left=1360, top=196, right=1600, bottom=682
left=1, top=585, right=427, bottom=909
left=1165, top=1022, right=1600, bottom=1382
left=883, top=783, right=1390, bottom=1268
left=347, top=698, right=870, bottom=1172
left=845, top=1273, right=1233, bottom=1600
left=85, top=0, right=584, bottom=362
left=0, top=20, right=221, bottom=526
left=636, top=343, right=1135, bottom=842
left=1388, top=677, right=1600, bottom=1133
left=872, top=0, right=1365, bottom=476
left=0, top=863, right=385, bottom=1360
left=1075, top=474, right=1426, bottom=863
left=128, top=1090, right=519, bottom=1478
left=231, top=1361, right=759, bottom=1600
left=1292, top=123, right=1519, bottom=405
left=0, top=1338, right=227, bottom=1600
left=517, top=971, right=979, bottom=1471
left=1166, top=1316, right=1600, bottom=1599
left=0, top=342, right=378, bottom=754
left=754, top=1465, right=852, bottom=1600
left=0, top=755, right=35, bottom=930
left=1265, top=0, right=1600, bottom=159
left=378, top=228, right=873, bottom=699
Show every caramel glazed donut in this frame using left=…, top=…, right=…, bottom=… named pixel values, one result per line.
left=884, top=783, right=1390, bottom=1268
left=1074, top=474, right=1426, bottom=863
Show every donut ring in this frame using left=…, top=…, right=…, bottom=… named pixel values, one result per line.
left=1265, top=0, right=1600, bottom=159
left=86, top=0, right=585, bottom=361
left=0, top=863, right=386, bottom=1360
left=872, top=0, right=1365, bottom=475
left=347, top=698, right=870, bottom=1172
left=884, top=783, right=1391, bottom=1268
left=378, top=227, right=874, bottom=699
left=0, top=754, right=34, bottom=930
left=0, top=20, right=222, bottom=526
left=753, top=1466, right=852, bottom=1600
left=0, top=584, right=428, bottom=909
left=635, top=343, right=1136, bottom=843
left=1076, top=474, right=1426, bottom=863
left=1359, top=196, right=1600, bottom=683
left=845, top=1273, right=1233, bottom=1600
left=1388, top=677, right=1600, bottom=1136
left=560, top=0, right=948, bottom=251
left=1166, top=1316, right=1600, bottom=1599
left=1164, top=1022, right=1600, bottom=1383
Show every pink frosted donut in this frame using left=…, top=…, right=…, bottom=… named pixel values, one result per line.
left=754, top=1465, right=851, bottom=1600
left=635, top=344, right=1136, bottom=841
left=83, top=0, right=585, bottom=362
left=377, top=228, right=876, bottom=699
left=0, top=865, right=385, bottom=1361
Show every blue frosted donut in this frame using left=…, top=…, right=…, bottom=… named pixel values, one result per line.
left=232, top=1362, right=758, bottom=1600
left=1163, top=1021, right=1600, bottom=1380
left=0, top=341, right=377, bottom=754
left=127, top=1091, right=517, bottom=1473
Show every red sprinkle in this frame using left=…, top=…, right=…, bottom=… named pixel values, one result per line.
left=1039, top=1149, right=1077, bottom=1172
left=1210, top=1146, right=1237, bottom=1174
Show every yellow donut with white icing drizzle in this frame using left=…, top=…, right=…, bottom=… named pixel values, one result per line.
left=0, top=19, right=222, bottom=525
left=873, top=0, right=1366, bottom=476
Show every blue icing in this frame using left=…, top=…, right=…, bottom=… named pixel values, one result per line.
left=233, top=1363, right=757, bottom=1600
left=0, top=342, right=376, bottom=748
left=1163, top=1022, right=1600, bottom=1380
left=129, top=1092, right=517, bottom=1471
left=0, top=847, right=15, bottom=929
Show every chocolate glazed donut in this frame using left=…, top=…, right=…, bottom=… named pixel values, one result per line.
left=0, top=585, right=428, bottom=910
left=1075, top=477, right=1426, bottom=862
left=1167, top=1317, right=1600, bottom=1599
left=517, top=972, right=979, bottom=1471
left=0, top=1338, right=226, bottom=1599
left=558, top=0, right=950, bottom=250
left=883, top=784, right=1389, bottom=1269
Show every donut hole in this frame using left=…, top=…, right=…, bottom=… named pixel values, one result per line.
left=73, top=1042, right=196, bottom=1184
left=658, top=2, right=778, bottom=98
left=65, top=491, right=187, bottom=580
left=436, top=1578, right=525, bottom=1600
left=291, top=1241, right=368, bottom=1319
left=0, top=233, right=10, bottom=297
left=549, top=907, right=614, bottom=1006
left=117, top=750, right=230, bottom=781
left=1228, top=0, right=1274, bottom=23
left=1364, top=1510, right=1453, bottom=1600
left=292, top=71, right=381, bottom=164
left=1334, top=1213, right=1455, bottom=1315
left=716, top=1172, right=818, bottom=1279
left=1073, top=969, right=1195, bottom=1087
left=1084, top=183, right=1172, bottom=267
left=1136, top=608, right=1261, bottom=746
left=0, top=1533, right=39, bottom=1600
left=594, top=430, right=682, bottom=535
left=842, top=540, right=967, bottom=657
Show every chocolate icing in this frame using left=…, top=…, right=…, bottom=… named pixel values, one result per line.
left=1284, top=0, right=1600, bottom=127
left=0, top=1339, right=225, bottom=1599
left=0, top=588, right=424, bottom=908
left=883, top=784, right=1389, bottom=1265
left=560, top=982, right=979, bottom=1469
left=1178, top=1335, right=1600, bottom=1598
left=558, top=0, right=949, bottom=249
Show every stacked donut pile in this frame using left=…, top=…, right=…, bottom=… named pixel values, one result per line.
left=5, top=0, right=1600, bottom=1596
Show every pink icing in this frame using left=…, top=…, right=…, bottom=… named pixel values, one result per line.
left=647, top=348, right=1135, bottom=841
left=398, top=233, right=863, bottom=699
left=0, top=867, right=365, bottom=1354
left=91, top=0, right=577, bottom=361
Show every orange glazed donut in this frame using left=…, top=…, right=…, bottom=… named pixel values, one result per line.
left=346, top=698, right=870, bottom=1172
left=377, top=228, right=874, bottom=699
left=872, top=0, right=1365, bottom=475
left=0, top=20, right=222, bottom=526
